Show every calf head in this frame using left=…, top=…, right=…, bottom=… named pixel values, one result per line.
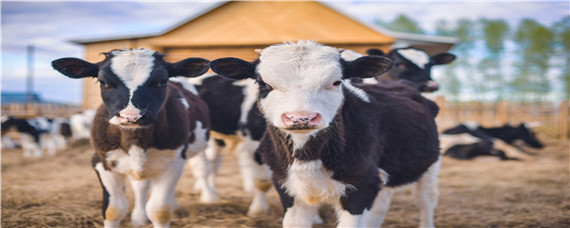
left=52, top=48, right=209, bottom=127
left=210, top=41, right=392, bottom=135
left=511, top=123, right=544, bottom=148
left=368, top=47, right=455, bottom=92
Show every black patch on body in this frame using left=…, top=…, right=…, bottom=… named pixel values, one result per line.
left=195, top=76, right=245, bottom=135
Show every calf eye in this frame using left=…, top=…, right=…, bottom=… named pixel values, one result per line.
left=98, top=80, right=113, bottom=89
left=332, top=80, right=342, bottom=87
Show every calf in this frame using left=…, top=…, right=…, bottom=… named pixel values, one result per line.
left=185, top=74, right=272, bottom=216
left=52, top=48, right=215, bottom=227
left=210, top=40, right=441, bottom=227
left=1, top=116, right=70, bottom=157
left=369, top=47, right=455, bottom=92
left=441, top=122, right=542, bottom=160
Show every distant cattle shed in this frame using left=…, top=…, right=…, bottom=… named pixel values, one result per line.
left=70, top=1, right=457, bottom=109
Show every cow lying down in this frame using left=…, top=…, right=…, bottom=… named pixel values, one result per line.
left=440, top=122, right=543, bottom=160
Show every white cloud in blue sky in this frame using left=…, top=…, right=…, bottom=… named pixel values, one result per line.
left=1, top=0, right=568, bottom=104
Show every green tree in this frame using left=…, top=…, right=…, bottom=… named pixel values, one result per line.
left=376, top=14, right=425, bottom=34
left=479, top=19, right=510, bottom=101
left=552, top=16, right=570, bottom=101
left=434, top=19, right=462, bottom=101
left=512, top=18, right=554, bottom=102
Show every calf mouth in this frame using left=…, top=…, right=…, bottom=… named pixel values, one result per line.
left=283, top=124, right=320, bottom=133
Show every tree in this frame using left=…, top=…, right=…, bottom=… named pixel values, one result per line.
left=434, top=19, right=463, bottom=101
left=479, top=19, right=510, bottom=101
left=376, top=14, right=425, bottom=34
left=512, top=18, right=554, bottom=102
left=552, top=16, right=570, bottom=101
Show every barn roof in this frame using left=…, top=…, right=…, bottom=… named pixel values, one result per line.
left=69, top=1, right=458, bottom=48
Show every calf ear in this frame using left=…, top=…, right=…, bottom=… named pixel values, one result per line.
left=51, top=58, right=99, bottom=79
left=210, top=57, right=256, bottom=80
left=343, top=56, right=393, bottom=79
left=168, top=58, right=210, bottom=78
left=366, top=48, right=386, bottom=56
left=431, top=53, right=456, bottom=65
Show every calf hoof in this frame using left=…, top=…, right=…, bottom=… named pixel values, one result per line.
left=200, top=190, right=219, bottom=203
left=130, top=211, right=149, bottom=226
left=247, top=205, right=269, bottom=217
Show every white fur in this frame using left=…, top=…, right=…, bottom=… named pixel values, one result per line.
left=367, top=157, right=441, bottom=227
left=186, top=121, right=208, bottom=158
left=284, top=160, right=353, bottom=206
left=233, top=79, right=259, bottom=125
left=397, top=48, right=430, bottom=69
left=257, top=41, right=344, bottom=133
left=128, top=177, right=150, bottom=226
left=439, top=133, right=481, bottom=152
left=340, top=49, right=363, bottom=61
left=337, top=209, right=370, bottom=227
left=463, top=121, right=480, bottom=132
left=184, top=73, right=217, bottom=86
left=342, top=81, right=371, bottom=102
left=413, top=157, right=441, bottom=227
left=94, top=162, right=129, bottom=227
left=282, top=199, right=320, bottom=227
left=128, top=146, right=147, bottom=179
left=362, top=77, right=379, bottom=84
left=70, top=109, right=96, bottom=139
left=179, top=98, right=190, bottom=110
left=367, top=187, right=395, bottom=227
left=97, top=146, right=188, bottom=227
left=170, top=76, right=199, bottom=95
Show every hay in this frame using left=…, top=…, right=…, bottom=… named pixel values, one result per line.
left=2, top=133, right=568, bottom=227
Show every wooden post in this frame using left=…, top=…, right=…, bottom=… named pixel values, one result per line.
left=560, top=100, right=569, bottom=140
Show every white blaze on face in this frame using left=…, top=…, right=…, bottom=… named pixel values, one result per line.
left=108, top=49, right=156, bottom=124
left=397, top=48, right=430, bottom=69
left=256, top=41, right=344, bottom=133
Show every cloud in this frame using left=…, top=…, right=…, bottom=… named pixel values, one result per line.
left=2, top=1, right=568, bottom=103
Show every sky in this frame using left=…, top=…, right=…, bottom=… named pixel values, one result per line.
left=1, top=0, right=569, bottom=104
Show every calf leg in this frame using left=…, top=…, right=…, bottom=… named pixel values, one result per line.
left=93, top=162, right=128, bottom=228
left=146, top=157, right=186, bottom=228
left=366, top=187, right=395, bottom=227
left=413, top=157, right=441, bottom=228
left=283, top=199, right=319, bottom=228
left=188, top=151, right=219, bottom=203
left=238, top=139, right=273, bottom=217
left=128, top=177, right=150, bottom=226
left=338, top=185, right=378, bottom=228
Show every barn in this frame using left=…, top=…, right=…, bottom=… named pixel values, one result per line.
left=70, top=1, right=457, bottom=109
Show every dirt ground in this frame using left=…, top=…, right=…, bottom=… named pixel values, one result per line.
left=2, top=133, right=569, bottom=228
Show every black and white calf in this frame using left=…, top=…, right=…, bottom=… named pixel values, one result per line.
left=369, top=47, right=455, bottom=92
left=185, top=74, right=272, bottom=216
left=52, top=48, right=215, bottom=227
left=1, top=116, right=71, bottom=157
left=440, top=122, right=543, bottom=160
left=210, top=41, right=441, bottom=227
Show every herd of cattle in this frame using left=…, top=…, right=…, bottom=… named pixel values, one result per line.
left=1, top=41, right=544, bottom=227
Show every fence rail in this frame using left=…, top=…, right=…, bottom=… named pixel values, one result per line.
left=1, top=103, right=82, bottom=119
left=435, top=97, right=569, bottom=140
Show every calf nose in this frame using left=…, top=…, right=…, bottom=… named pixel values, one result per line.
left=282, top=111, right=321, bottom=128
left=423, top=80, right=439, bottom=92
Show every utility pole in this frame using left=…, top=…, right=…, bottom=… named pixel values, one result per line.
left=26, top=45, right=34, bottom=103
